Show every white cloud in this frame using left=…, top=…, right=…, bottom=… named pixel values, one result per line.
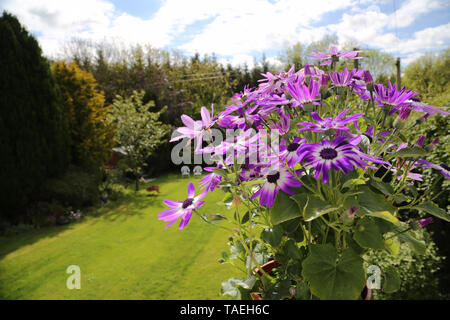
left=389, top=0, right=447, bottom=28
left=398, top=23, right=450, bottom=54
left=179, top=0, right=354, bottom=56
left=219, top=54, right=256, bottom=69
left=1, top=0, right=448, bottom=67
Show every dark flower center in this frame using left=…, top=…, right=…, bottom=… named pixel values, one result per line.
left=319, top=147, right=338, bottom=160
left=267, top=172, right=280, bottom=184
left=182, top=198, right=194, bottom=209
left=287, top=142, right=299, bottom=152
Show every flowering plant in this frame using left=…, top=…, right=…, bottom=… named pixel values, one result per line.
left=159, top=46, right=449, bottom=300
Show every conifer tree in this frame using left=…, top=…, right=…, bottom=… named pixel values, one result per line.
left=0, top=12, right=69, bottom=218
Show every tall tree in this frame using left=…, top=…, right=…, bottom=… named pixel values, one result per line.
left=0, top=12, right=69, bottom=218
left=51, top=61, right=115, bottom=168
left=109, top=91, right=170, bottom=191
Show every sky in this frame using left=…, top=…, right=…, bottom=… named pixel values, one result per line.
left=1, top=0, right=449, bottom=68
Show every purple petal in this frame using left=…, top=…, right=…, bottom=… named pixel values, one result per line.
left=187, top=182, right=196, bottom=198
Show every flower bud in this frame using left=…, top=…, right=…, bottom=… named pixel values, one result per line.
left=358, top=134, right=371, bottom=152
left=304, top=64, right=312, bottom=77
left=425, top=138, right=440, bottom=152
left=397, top=106, right=412, bottom=121
left=363, top=70, right=374, bottom=92
left=320, top=74, right=329, bottom=89
left=415, top=135, right=426, bottom=148
left=343, top=206, right=358, bottom=225
left=418, top=217, right=433, bottom=228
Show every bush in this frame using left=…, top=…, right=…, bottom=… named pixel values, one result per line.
left=365, top=229, right=444, bottom=299
left=44, top=166, right=100, bottom=208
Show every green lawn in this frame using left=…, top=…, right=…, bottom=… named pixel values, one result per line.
left=0, top=175, right=241, bottom=299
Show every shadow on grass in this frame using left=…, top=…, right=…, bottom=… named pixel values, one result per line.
left=0, top=173, right=202, bottom=260
left=0, top=178, right=174, bottom=260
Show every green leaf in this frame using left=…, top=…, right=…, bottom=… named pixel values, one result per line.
left=290, top=193, right=308, bottom=210
left=303, top=195, right=340, bottom=222
left=382, top=268, right=401, bottom=293
left=271, top=191, right=301, bottom=225
left=366, top=211, right=401, bottom=226
left=357, top=186, right=396, bottom=215
left=241, top=211, right=250, bottom=224
left=353, top=217, right=385, bottom=250
left=342, top=178, right=367, bottom=190
left=265, top=280, right=292, bottom=300
left=280, top=217, right=301, bottom=233
left=345, top=233, right=365, bottom=255
left=369, top=177, right=394, bottom=196
left=283, top=239, right=303, bottom=260
left=397, top=229, right=426, bottom=255
left=261, top=225, right=283, bottom=247
left=302, top=244, right=365, bottom=300
left=295, top=281, right=311, bottom=300
left=221, top=276, right=257, bottom=300
left=386, top=147, right=426, bottom=159
left=413, top=202, right=450, bottom=222
left=384, top=238, right=400, bottom=256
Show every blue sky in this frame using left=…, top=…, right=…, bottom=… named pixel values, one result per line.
left=1, top=0, right=449, bottom=67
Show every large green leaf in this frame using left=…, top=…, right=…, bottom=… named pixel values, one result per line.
left=413, top=202, right=450, bottom=222
left=368, top=177, right=394, bottom=196
left=366, top=211, right=401, bottom=226
left=283, top=239, right=304, bottom=260
left=357, top=186, right=396, bottom=216
left=397, top=229, right=426, bottom=255
left=386, top=147, right=426, bottom=159
left=353, top=217, right=385, bottom=250
left=271, top=191, right=301, bottom=225
left=302, top=195, right=340, bottom=222
left=261, top=225, right=283, bottom=247
left=302, top=244, right=365, bottom=300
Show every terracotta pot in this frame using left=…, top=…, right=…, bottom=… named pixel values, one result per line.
left=360, top=285, right=372, bottom=300
left=253, top=260, right=282, bottom=277
left=250, top=292, right=263, bottom=300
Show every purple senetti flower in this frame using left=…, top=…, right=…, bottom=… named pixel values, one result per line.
left=417, top=159, right=450, bottom=179
left=373, top=82, right=418, bottom=113
left=405, top=97, right=450, bottom=116
left=297, top=136, right=387, bottom=183
left=250, top=165, right=302, bottom=208
left=279, top=137, right=306, bottom=168
left=199, top=166, right=223, bottom=192
left=286, top=77, right=320, bottom=108
left=158, top=182, right=206, bottom=230
left=309, top=46, right=362, bottom=66
left=296, top=64, right=325, bottom=79
left=297, top=108, right=364, bottom=134
left=258, top=65, right=297, bottom=95
left=329, top=68, right=356, bottom=88
left=170, top=105, right=217, bottom=151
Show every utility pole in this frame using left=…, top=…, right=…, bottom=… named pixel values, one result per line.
left=395, top=57, right=401, bottom=88
left=353, top=48, right=359, bottom=70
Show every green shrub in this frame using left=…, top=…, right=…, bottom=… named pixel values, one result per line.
left=365, top=229, right=444, bottom=299
left=44, top=166, right=100, bottom=208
